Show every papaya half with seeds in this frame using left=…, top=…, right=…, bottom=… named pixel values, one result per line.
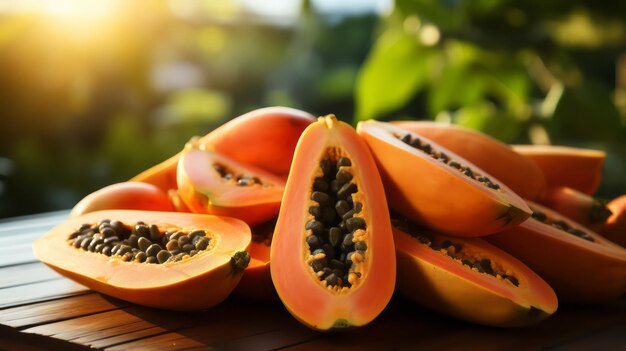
left=131, top=106, right=315, bottom=191
left=234, top=221, right=277, bottom=300
left=71, top=182, right=175, bottom=217
left=393, top=121, right=547, bottom=200
left=357, top=120, right=531, bottom=237
left=271, top=115, right=396, bottom=331
left=540, top=187, right=612, bottom=232
left=486, top=201, right=626, bottom=302
left=177, top=142, right=286, bottom=226
left=512, top=145, right=605, bottom=195
left=392, top=214, right=557, bottom=327
left=602, top=195, right=626, bottom=247
left=33, top=210, right=251, bottom=311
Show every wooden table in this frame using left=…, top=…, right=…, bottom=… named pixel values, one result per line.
left=1, top=211, right=625, bottom=350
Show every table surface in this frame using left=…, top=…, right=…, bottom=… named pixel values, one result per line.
left=0, top=211, right=625, bottom=351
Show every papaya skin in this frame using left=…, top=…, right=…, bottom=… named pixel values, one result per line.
left=357, top=120, right=531, bottom=237
left=33, top=210, right=251, bottom=311
left=70, top=182, right=175, bottom=218
left=271, top=115, right=396, bottom=331
left=177, top=145, right=285, bottom=227
left=394, top=226, right=557, bottom=327
left=487, top=201, right=626, bottom=303
left=601, top=195, right=626, bottom=247
left=130, top=106, right=315, bottom=191
left=394, top=121, right=547, bottom=200
left=512, top=145, right=605, bottom=195
left=540, top=187, right=612, bottom=232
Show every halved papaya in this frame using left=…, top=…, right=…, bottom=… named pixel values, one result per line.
left=177, top=141, right=286, bottom=226
left=70, top=182, right=175, bottom=217
left=234, top=220, right=277, bottom=300
left=540, top=186, right=612, bottom=232
left=130, top=106, right=315, bottom=191
left=512, top=145, right=605, bottom=195
left=393, top=121, right=547, bottom=200
left=392, top=214, right=557, bottom=327
left=33, top=210, right=251, bottom=311
left=271, top=115, right=396, bottom=331
left=486, top=201, right=626, bottom=302
left=357, top=120, right=531, bottom=237
left=602, top=195, right=626, bottom=247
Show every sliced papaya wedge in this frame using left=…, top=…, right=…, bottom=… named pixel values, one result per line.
left=393, top=121, right=547, bottom=200
left=177, top=142, right=286, bottom=226
left=541, top=187, right=612, bottom=232
left=392, top=214, right=557, bottom=327
left=357, top=120, right=531, bottom=237
left=487, top=201, right=626, bottom=302
left=234, top=220, right=277, bottom=300
left=271, top=115, right=395, bottom=331
left=131, top=106, right=315, bottom=191
left=512, top=145, right=605, bottom=195
left=33, top=210, right=251, bottom=311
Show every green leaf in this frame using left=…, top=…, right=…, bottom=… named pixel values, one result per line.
left=355, top=29, right=435, bottom=121
left=546, top=81, right=624, bottom=143
left=455, top=102, right=524, bottom=143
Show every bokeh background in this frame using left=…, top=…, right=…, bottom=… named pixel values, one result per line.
left=1, top=0, right=625, bottom=218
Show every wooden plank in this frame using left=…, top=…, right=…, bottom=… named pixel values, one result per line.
left=0, top=262, right=61, bottom=289
left=104, top=301, right=296, bottom=350
left=210, top=324, right=318, bottom=350
left=0, top=211, right=68, bottom=236
left=0, top=278, right=89, bottom=308
left=1, top=293, right=129, bottom=329
left=0, top=242, right=37, bottom=267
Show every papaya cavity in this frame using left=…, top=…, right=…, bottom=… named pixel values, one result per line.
left=305, top=153, right=368, bottom=290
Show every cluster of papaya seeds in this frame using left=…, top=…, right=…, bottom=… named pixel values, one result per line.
left=33, top=210, right=251, bottom=311
left=357, top=120, right=531, bottom=237
left=391, top=213, right=557, bottom=327
left=270, top=115, right=396, bottom=331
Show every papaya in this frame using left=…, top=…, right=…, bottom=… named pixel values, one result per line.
left=512, top=145, right=605, bottom=195
left=234, top=220, right=277, bottom=300
left=177, top=141, right=286, bottom=226
left=601, top=195, right=626, bottom=247
left=70, top=182, right=175, bottom=217
left=167, top=189, right=191, bottom=213
left=486, top=201, right=626, bottom=302
left=131, top=106, right=315, bottom=191
left=33, top=210, right=251, bottom=311
left=271, top=115, right=396, bottom=331
left=357, top=120, right=531, bottom=237
left=540, top=187, right=612, bottom=232
left=393, top=121, right=546, bottom=200
left=392, top=214, right=557, bottom=327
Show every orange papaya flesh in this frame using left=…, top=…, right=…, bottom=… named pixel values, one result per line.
left=167, top=189, right=191, bottom=213
left=602, top=195, right=626, bottom=247
left=487, top=201, right=626, bottom=302
left=392, top=214, right=557, bottom=327
left=357, top=120, right=531, bottom=237
left=177, top=141, right=286, bottom=227
left=33, top=210, right=251, bottom=311
left=70, top=182, right=175, bottom=218
left=540, top=187, right=611, bottom=232
left=234, top=220, right=277, bottom=300
left=512, top=145, right=605, bottom=196
left=130, top=106, right=315, bottom=191
left=393, top=121, right=547, bottom=200
left=271, top=115, right=396, bottom=331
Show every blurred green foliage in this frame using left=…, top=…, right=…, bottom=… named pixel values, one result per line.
left=1, top=0, right=625, bottom=217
